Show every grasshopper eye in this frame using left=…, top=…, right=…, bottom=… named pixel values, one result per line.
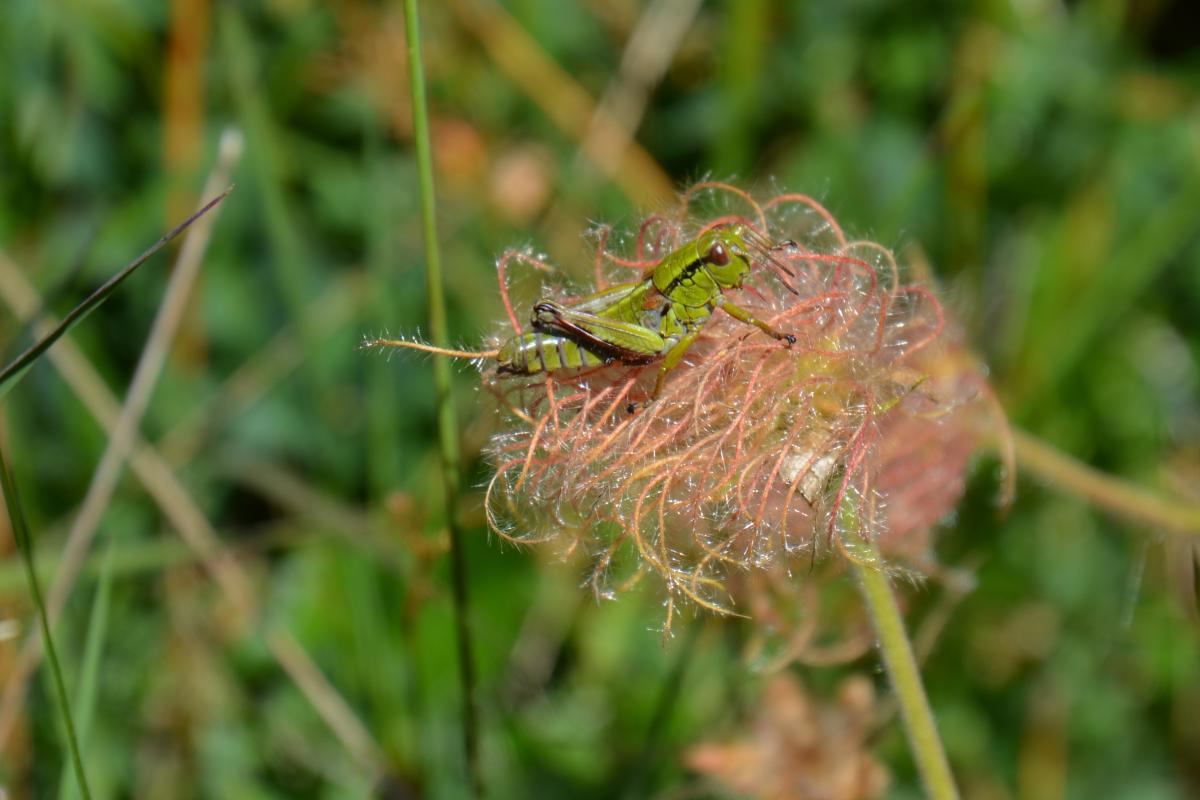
left=707, top=241, right=730, bottom=266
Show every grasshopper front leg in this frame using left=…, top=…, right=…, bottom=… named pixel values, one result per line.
left=643, top=301, right=794, bottom=406
left=615, top=329, right=703, bottom=414
left=716, top=297, right=797, bottom=345
left=652, top=328, right=703, bottom=400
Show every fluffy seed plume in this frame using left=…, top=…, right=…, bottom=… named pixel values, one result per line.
left=471, top=183, right=1004, bottom=619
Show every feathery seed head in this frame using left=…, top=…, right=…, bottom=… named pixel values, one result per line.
left=484, top=183, right=999, bottom=620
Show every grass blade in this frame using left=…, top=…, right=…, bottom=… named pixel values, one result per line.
left=402, top=0, right=481, bottom=793
left=0, top=447, right=93, bottom=800
left=0, top=186, right=232, bottom=397
left=57, top=542, right=115, bottom=800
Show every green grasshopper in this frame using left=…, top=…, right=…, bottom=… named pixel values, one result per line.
left=369, top=224, right=797, bottom=405
left=495, top=224, right=797, bottom=401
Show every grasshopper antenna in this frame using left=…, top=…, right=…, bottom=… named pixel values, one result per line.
left=363, top=337, right=499, bottom=360
left=744, top=227, right=801, bottom=296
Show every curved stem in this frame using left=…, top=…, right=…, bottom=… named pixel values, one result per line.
left=853, top=537, right=959, bottom=800
left=1009, top=428, right=1200, bottom=536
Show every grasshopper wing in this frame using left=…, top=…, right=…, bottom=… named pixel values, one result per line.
left=532, top=301, right=665, bottom=362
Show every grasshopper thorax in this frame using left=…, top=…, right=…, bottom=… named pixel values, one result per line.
left=649, top=224, right=755, bottom=305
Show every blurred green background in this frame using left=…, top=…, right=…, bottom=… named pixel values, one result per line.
left=1, top=0, right=1198, bottom=797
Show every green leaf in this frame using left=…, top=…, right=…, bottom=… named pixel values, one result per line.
left=0, top=446, right=93, bottom=800
left=57, top=541, right=115, bottom=800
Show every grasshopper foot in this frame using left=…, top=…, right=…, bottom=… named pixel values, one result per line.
left=626, top=397, right=658, bottom=414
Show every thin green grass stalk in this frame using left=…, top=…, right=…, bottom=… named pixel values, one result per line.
left=58, top=543, right=115, bottom=800
left=0, top=233, right=97, bottom=369
left=0, top=188, right=230, bottom=396
left=853, top=532, right=959, bottom=800
left=401, top=0, right=481, bottom=795
left=0, top=448, right=93, bottom=800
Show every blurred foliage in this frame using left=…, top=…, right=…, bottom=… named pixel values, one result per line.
left=0, top=0, right=1198, bottom=798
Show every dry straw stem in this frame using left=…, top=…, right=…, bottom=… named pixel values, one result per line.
left=0, top=193, right=231, bottom=394
left=575, top=0, right=704, bottom=181
left=0, top=248, right=254, bottom=740
left=47, top=129, right=244, bottom=624
left=0, top=133, right=253, bottom=749
left=446, top=0, right=674, bottom=206
left=0, top=260, right=384, bottom=777
left=0, top=146, right=383, bottom=775
left=0, top=252, right=254, bottom=751
left=268, top=630, right=388, bottom=781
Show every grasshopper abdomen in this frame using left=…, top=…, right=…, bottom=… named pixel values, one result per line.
left=496, top=331, right=609, bottom=375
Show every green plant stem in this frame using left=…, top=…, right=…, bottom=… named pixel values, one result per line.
left=1009, top=428, right=1200, bottom=536
left=0, top=447, right=93, bottom=800
left=402, top=0, right=481, bottom=794
left=58, top=542, right=114, bottom=800
left=854, top=537, right=959, bottom=800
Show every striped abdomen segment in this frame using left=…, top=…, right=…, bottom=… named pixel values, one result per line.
left=496, top=331, right=607, bottom=375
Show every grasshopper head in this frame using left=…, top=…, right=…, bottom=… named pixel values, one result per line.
left=700, top=224, right=754, bottom=289
left=702, top=224, right=800, bottom=296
